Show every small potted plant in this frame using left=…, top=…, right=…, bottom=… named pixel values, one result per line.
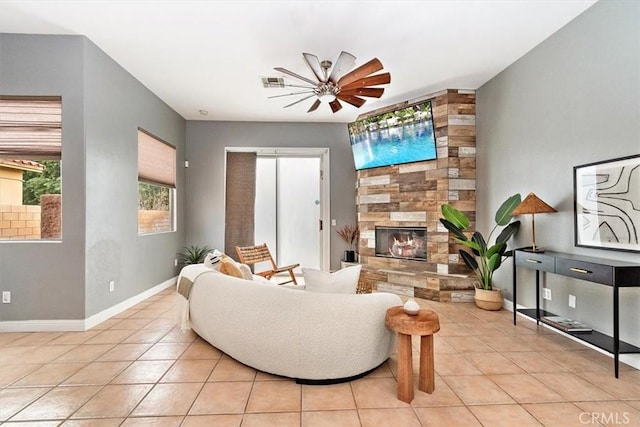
left=439, top=194, right=521, bottom=310
left=336, top=224, right=359, bottom=262
left=176, top=245, right=212, bottom=268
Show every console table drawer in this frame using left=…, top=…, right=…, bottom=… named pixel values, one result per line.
left=556, top=259, right=613, bottom=285
left=515, top=252, right=555, bottom=272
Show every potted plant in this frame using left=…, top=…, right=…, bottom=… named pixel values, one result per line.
left=439, top=194, right=521, bottom=310
left=336, top=224, right=359, bottom=262
left=176, top=245, right=212, bottom=268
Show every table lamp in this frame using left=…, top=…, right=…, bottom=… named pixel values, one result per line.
left=511, top=193, right=557, bottom=252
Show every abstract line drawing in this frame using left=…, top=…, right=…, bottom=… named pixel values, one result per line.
left=574, top=154, right=640, bottom=252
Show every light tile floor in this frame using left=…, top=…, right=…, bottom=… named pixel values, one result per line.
left=1, top=288, right=639, bottom=426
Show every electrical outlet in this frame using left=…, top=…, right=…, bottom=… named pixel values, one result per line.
left=109, top=281, right=115, bottom=292
left=569, top=294, right=576, bottom=308
left=543, top=288, right=552, bottom=301
left=2, top=291, right=11, bottom=304
left=174, top=258, right=178, bottom=267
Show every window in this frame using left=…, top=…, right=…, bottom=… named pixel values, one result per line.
left=0, top=96, right=62, bottom=241
left=138, top=129, right=176, bottom=234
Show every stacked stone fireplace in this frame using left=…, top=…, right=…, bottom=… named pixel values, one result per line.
left=355, top=89, right=477, bottom=302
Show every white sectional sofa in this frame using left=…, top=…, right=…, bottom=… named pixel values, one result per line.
left=181, top=265, right=402, bottom=383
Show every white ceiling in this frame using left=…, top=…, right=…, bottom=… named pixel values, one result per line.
left=0, top=0, right=597, bottom=123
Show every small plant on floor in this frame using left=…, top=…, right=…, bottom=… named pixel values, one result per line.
left=177, top=245, right=212, bottom=268
left=439, top=194, right=521, bottom=291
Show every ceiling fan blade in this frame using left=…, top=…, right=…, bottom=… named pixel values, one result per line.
left=329, top=99, right=343, bottom=113
left=274, top=67, right=318, bottom=86
left=339, top=87, right=385, bottom=98
left=307, top=99, right=321, bottom=113
left=337, top=58, right=383, bottom=87
left=340, top=72, right=391, bottom=91
left=336, top=93, right=366, bottom=108
left=283, top=94, right=316, bottom=108
left=303, top=53, right=324, bottom=82
left=268, top=90, right=315, bottom=99
left=328, top=51, right=356, bottom=83
left=284, top=83, right=317, bottom=89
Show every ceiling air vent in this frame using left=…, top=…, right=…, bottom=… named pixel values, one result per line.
left=261, top=77, right=285, bottom=88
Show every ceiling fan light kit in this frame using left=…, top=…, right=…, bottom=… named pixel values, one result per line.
left=269, top=51, right=391, bottom=113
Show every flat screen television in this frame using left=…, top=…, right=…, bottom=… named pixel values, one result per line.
left=347, top=100, right=436, bottom=171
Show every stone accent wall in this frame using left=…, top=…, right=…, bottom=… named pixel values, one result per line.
left=356, top=89, right=477, bottom=301
left=0, top=204, right=41, bottom=239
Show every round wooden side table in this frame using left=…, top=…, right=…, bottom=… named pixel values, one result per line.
left=385, top=306, right=440, bottom=403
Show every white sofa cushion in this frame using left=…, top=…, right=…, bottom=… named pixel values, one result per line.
left=302, top=265, right=362, bottom=294
left=237, top=263, right=254, bottom=280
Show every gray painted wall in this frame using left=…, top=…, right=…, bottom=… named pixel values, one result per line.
left=0, top=34, right=186, bottom=321
left=185, top=121, right=356, bottom=270
left=477, top=1, right=639, bottom=346
left=83, top=38, right=186, bottom=316
left=0, top=35, right=87, bottom=321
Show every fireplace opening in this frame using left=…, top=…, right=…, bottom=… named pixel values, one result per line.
left=375, top=226, right=427, bottom=261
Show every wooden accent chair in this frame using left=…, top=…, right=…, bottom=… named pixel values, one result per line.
left=235, top=243, right=299, bottom=285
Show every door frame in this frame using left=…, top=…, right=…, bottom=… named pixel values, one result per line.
left=224, top=147, right=330, bottom=271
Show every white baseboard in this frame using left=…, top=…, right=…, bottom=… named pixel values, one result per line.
left=620, top=354, right=640, bottom=371
left=0, top=319, right=85, bottom=332
left=0, top=277, right=177, bottom=333
left=506, top=299, right=640, bottom=372
left=84, top=276, right=177, bottom=330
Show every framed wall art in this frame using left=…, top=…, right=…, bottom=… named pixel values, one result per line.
left=574, top=154, right=640, bottom=252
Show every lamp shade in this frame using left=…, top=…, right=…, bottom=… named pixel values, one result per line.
left=512, top=193, right=557, bottom=215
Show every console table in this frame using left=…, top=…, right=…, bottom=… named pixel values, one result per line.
left=512, top=249, right=640, bottom=378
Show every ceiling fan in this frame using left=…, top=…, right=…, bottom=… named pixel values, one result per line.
left=269, top=51, right=391, bottom=113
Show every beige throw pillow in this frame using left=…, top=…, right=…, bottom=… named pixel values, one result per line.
left=302, top=265, right=362, bottom=294
left=219, top=255, right=244, bottom=279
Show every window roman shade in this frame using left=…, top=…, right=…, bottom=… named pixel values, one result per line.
left=224, top=151, right=256, bottom=258
left=0, top=96, right=62, bottom=160
left=137, top=130, right=176, bottom=188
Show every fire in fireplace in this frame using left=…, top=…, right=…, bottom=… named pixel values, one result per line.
left=375, top=226, right=427, bottom=261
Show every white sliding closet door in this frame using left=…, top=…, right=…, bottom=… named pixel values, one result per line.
left=255, top=156, right=321, bottom=273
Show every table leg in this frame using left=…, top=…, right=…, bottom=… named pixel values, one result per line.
left=614, top=285, right=619, bottom=378
left=418, top=334, right=435, bottom=394
left=535, top=270, right=540, bottom=325
left=513, top=261, right=518, bottom=325
left=396, top=333, right=414, bottom=403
